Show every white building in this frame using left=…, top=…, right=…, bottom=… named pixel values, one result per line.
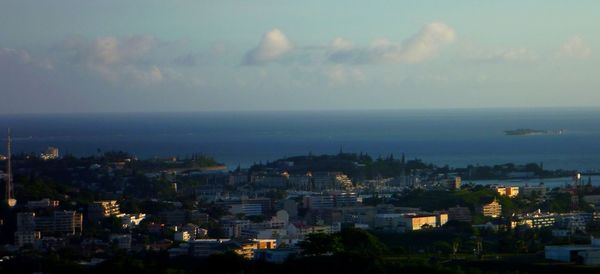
left=545, top=238, right=600, bottom=265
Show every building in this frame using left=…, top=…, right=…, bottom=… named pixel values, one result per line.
left=303, top=194, right=335, bottom=209
left=374, top=213, right=403, bottom=231
left=253, top=248, right=298, bottom=263
left=188, top=210, right=210, bottom=224
left=228, top=172, right=248, bottom=185
left=14, top=230, right=41, bottom=247
left=121, top=213, right=146, bottom=228
left=332, top=192, right=358, bottom=207
left=230, top=203, right=263, bottom=217
left=26, top=198, right=60, bottom=210
left=234, top=239, right=277, bottom=259
left=181, top=223, right=207, bottom=239
left=188, top=239, right=232, bottom=257
left=109, top=234, right=132, bottom=250
left=16, top=212, right=36, bottom=232
left=251, top=173, right=287, bottom=188
left=245, top=198, right=272, bottom=214
left=280, top=199, right=298, bottom=218
left=511, top=211, right=556, bottom=229
left=288, top=174, right=312, bottom=191
left=521, top=184, right=547, bottom=198
left=494, top=186, right=519, bottom=198
left=40, top=146, right=59, bottom=160
left=174, top=231, right=191, bottom=242
left=88, top=200, right=120, bottom=221
left=545, top=238, right=600, bottom=265
left=34, top=211, right=83, bottom=235
left=478, top=199, right=502, bottom=218
left=448, top=177, right=461, bottom=190
left=434, top=211, right=449, bottom=227
left=401, top=214, right=439, bottom=231
left=21, top=211, right=83, bottom=236
left=447, top=206, right=472, bottom=223
left=312, top=172, right=353, bottom=191
left=221, top=219, right=251, bottom=238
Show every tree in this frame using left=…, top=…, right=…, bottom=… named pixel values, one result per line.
left=298, top=233, right=341, bottom=256
left=337, top=228, right=387, bottom=258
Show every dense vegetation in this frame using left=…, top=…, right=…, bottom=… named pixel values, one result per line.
left=2, top=228, right=599, bottom=274
left=250, top=152, right=577, bottom=181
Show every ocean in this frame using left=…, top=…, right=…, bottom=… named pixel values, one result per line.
left=1, top=108, right=600, bottom=171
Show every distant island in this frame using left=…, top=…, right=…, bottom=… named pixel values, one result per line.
left=504, top=128, right=564, bottom=136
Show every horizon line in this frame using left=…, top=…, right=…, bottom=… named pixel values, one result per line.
left=2, top=105, right=600, bottom=116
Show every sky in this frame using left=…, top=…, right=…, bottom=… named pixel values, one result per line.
left=0, top=0, right=599, bottom=113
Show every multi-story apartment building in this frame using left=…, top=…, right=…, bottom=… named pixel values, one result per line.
left=478, top=199, right=502, bottom=218
left=88, top=200, right=120, bottom=221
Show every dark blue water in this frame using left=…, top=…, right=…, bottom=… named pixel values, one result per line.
left=1, top=108, right=600, bottom=170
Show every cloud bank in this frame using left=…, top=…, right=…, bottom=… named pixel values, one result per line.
left=328, top=22, right=456, bottom=64
left=59, top=35, right=166, bottom=84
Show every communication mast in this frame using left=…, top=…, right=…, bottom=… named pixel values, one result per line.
left=5, top=128, right=16, bottom=207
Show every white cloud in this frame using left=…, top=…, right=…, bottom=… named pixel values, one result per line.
left=391, top=22, right=456, bottom=63
left=59, top=35, right=166, bottom=84
left=466, top=47, right=537, bottom=63
left=0, top=48, right=32, bottom=64
left=243, top=29, right=293, bottom=65
left=560, top=36, right=591, bottom=59
left=91, top=35, right=157, bottom=65
left=0, top=47, right=53, bottom=69
left=325, top=65, right=365, bottom=85
left=328, top=22, right=456, bottom=64
left=330, top=37, right=353, bottom=50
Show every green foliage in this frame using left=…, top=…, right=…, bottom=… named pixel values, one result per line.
left=298, top=233, right=342, bottom=256
left=337, top=228, right=387, bottom=257
left=298, top=229, right=386, bottom=258
left=542, top=192, right=572, bottom=212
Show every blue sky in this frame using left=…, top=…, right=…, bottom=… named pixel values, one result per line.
left=0, top=1, right=598, bottom=113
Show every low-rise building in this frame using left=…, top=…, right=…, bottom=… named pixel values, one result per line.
left=447, top=206, right=472, bottom=223
left=401, top=214, right=437, bottom=231
left=234, top=239, right=277, bottom=259
left=511, top=211, right=556, bottom=229
left=521, top=184, right=547, bottom=198
left=494, top=186, right=519, bottom=198
left=545, top=238, right=600, bottom=265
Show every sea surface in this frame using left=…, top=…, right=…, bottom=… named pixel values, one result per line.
left=1, top=108, right=600, bottom=171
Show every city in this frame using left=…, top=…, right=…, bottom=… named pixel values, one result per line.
left=1, top=132, right=600, bottom=273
